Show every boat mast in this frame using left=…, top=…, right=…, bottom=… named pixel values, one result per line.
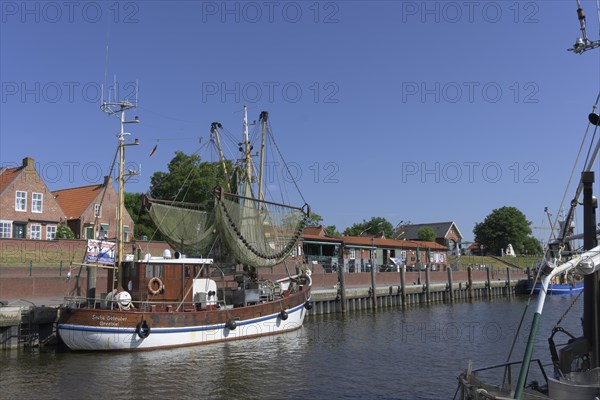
left=210, top=122, right=231, bottom=192
left=242, top=105, right=254, bottom=199
left=101, top=99, right=139, bottom=290
left=257, top=111, right=268, bottom=203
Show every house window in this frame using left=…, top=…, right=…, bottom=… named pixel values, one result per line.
left=0, top=221, right=12, bottom=238
left=349, top=248, right=356, bottom=260
left=30, top=224, right=41, bottom=240
left=100, top=224, right=109, bottom=239
left=15, top=191, right=26, bottom=211
left=94, top=204, right=101, bottom=217
left=46, top=226, right=57, bottom=240
left=32, top=192, right=43, bottom=213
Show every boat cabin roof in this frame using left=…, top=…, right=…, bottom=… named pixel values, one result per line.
left=138, top=257, right=213, bottom=265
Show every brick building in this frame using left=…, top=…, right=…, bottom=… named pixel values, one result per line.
left=396, top=221, right=462, bottom=253
left=52, top=176, right=134, bottom=241
left=0, top=157, right=67, bottom=240
left=302, top=226, right=448, bottom=272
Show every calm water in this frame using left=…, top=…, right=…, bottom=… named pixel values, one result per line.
left=1, top=296, right=584, bottom=399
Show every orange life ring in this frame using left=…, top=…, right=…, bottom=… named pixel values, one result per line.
left=148, top=277, right=164, bottom=295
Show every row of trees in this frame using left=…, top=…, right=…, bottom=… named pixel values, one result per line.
left=64, top=151, right=541, bottom=257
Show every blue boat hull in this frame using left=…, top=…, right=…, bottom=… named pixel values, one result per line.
left=529, top=282, right=584, bottom=295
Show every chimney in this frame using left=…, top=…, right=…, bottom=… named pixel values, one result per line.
left=103, top=176, right=112, bottom=187
left=22, top=157, right=34, bottom=169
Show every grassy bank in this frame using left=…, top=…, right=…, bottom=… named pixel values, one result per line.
left=449, top=255, right=540, bottom=270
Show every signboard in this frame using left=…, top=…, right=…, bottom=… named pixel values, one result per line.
left=85, top=239, right=115, bottom=265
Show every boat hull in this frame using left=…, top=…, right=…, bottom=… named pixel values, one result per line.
left=58, top=290, right=311, bottom=351
left=528, top=282, right=584, bottom=295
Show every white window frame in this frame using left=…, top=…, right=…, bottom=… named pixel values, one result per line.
left=46, top=225, right=57, bottom=240
left=32, top=192, right=43, bottom=213
left=94, top=204, right=101, bottom=217
left=30, top=224, right=41, bottom=240
left=15, top=191, right=26, bottom=212
left=0, top=220, right=12, bottom=238
left=349, top=248, right=356, bottom=260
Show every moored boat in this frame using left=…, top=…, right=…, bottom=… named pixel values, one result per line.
left=456, top=1, right=600, bottom=398
left=58, top=102, right=312, bottom=351
left=528, top=281, right=584, bottom=296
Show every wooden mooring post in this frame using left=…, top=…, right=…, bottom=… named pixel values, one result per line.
left=486, top=267, right=492, bottom=299
left=338, top=264, right=346, bottom=313
left=506, top=267, right=512, bottom=297
left=467, top=266, right=473, bottom=300
left=400, top=265, right=406, bottom=307
left=425, top=266, right=431, bottom=303
left=447, top=267, right=454, bottom=303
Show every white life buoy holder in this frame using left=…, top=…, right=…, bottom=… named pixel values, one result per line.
left=148, top=277, right=164, bottom=295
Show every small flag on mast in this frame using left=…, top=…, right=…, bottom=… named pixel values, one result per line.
left=149, top=143, right=158, bottom=157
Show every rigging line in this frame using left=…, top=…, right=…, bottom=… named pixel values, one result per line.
left=92, top=144, right=120, bottom=235
left=549, top=93, right=600, bottom=243
left=136, top=106, right=197, bottom=124
left=267, top=120, right=307, bottom=205
left=267, top=131, right=291, bottom=206
left=582, top=92, right=600, bottom=169
left=503, top=297, right=534, bottom=384
left=553, top=290, right=583, bottom=329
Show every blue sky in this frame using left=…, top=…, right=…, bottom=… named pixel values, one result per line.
left=1, top=1, right=599, bottom=243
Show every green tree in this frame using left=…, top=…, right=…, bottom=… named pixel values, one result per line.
left=343, top=217, right=394, bottom=237
left=56, top=224, right=75, bottom=239
left=418, top=227, right=436, bottom=242
left=473, top=206, right=535, bottom=256
left=306, top=212, right=324, bottom=227
left=324, top=225, right=341, bottom=237
left=522, top=236, right=543, bottom=255
left=149, top=151, right=230, bottom=208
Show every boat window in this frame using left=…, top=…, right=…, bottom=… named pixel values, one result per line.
left=145, top=264, right=153, bottom=278
left=145, top=264, right=163, bottom=277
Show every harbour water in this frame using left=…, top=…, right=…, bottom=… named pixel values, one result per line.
left=0, top=296, right=583, bottom=399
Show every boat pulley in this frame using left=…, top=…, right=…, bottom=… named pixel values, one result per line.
left=589, top=112, right=600, bottom=126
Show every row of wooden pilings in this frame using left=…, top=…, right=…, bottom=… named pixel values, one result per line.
left=307, top=266, right=525, bottom=316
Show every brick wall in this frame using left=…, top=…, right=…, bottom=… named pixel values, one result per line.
left=0, top=158, right=67, bottom=240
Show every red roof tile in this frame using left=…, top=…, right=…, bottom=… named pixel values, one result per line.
left=52, top=184, right=104, bottom=219
left=0, top=167, right=23, bottom=194
left=342, top=236, right=447, bottom=250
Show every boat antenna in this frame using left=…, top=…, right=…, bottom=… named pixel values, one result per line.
left=569, top=0, right=600, bottom=53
